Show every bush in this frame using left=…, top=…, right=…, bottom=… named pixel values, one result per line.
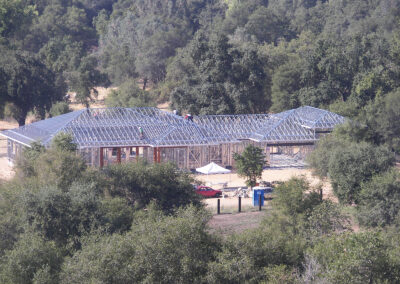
left=0, top=232, right=63, bottom=284
left=357, top=169, right=400, bottom=227
left=105, top=161, right=201, bottom=213
left=21, top=183, right=104, bottom=247
left=34, top=149, right=86, bottom=190
left=49, top=101, right=71, bottom=117
left=304, top=200, right=351, bottom=241
left=328, top=142, right=394, bottom=204
left=0, top=182, right=24, bottom=257
left=60, top=206, right=217, bottom=283
left=105, top=80, right=156, bottom=108
left=308, top=232, right=392, bottom=283
left=15, top=133, right=82, bottom=189
left=206, top=213, right=306, bottom=283
left=308, top=136, right=395, bottom=204
left=273, top=177, right=322, bottom=218
left=51, top=132, right=77, bottom=152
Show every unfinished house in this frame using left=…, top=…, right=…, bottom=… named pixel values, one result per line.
left=0, top=106, right=344, bottom=169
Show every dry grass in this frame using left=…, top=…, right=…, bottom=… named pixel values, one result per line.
left=69, top=87, right=116, bottom=111
left=208, top=210, right=266, bottom=236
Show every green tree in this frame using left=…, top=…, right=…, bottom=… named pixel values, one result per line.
left=49, top=101, right=71, bottom=117
left=243, top=6, right=290, bottom=44
left=15, top=134, right=85, bottom=189
left=51, top=132, right=77, bottom=152
left=68, top=55, right=109, bottom=108
left=233, top=144, right=265, bottom=188
left=0, top=182, right=24, bottom=257
left=22, top=183, right=104, bottom=247
left=100, top=197, right=134, bottom=234
left=169, top=32, right=271, bottom=114
left=273, top=177, right=322, bottom=218
left=0, top=0, right=37, bottom=43
left=105, top=161, right=201, bottom=213
left=15, top=142, right=45, bottom=179
left=307, top=135, right=347, bottom=179
left=0, top=232, right=63, bottom=284
left=270, top=60, right=302, bottom=112
left=308, top=136, right=395, bottom=204
left=356, top=89, right=400, bottom=153
left=206, top=213, right=305, bottom=283
left=305, top=200, right=350, bottom=241
left=308, top=232, right=393, bottom=283
left=328, top=142, right=394, bottom=204
left=60, top=206, right=217, bottom=283
left=0, top=47, right=65, bottom=125
left=33, top=149, right=86, bottom=190
left=105, top=80, right=156, bottom=108
left=358, top=169, right=400, bottom=227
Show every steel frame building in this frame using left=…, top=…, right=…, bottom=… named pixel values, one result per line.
left=0, top=106, right=344, bottom=169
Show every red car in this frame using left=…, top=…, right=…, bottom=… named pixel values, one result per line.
left=195, top=186, right=222, bottom=198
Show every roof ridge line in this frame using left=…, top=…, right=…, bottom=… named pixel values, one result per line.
left=255, top=110, right=295, bottom=137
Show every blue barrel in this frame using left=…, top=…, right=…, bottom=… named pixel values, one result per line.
left=253, top=189, right=264, bottom=206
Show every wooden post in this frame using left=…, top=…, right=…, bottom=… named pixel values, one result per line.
left=238, top=196, right=241, bottom=213
left=99, top=147, right=104, bottom=168
left=153, top=147, right=157, bottom=162
left=117, top=147, right=121, bottom=164
left=157, top=147, right=161, bottom=163
left=136, top=146, right=139, bottom=162
left=259, top=194, right=262, bottom=211
left=217, top=199, right=220, bottom=214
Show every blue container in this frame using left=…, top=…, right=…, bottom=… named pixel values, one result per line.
left=252, top=188, right=265, bottom=206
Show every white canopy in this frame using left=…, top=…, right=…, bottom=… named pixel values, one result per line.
left=196, top=162, right=231, bottom=174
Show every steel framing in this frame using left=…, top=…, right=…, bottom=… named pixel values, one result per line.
left=0, top=106, right=344, bottom=149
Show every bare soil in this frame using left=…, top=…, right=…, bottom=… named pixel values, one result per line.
left=197, top=168, right=336, bottom=202
left=201, top=169, right=337, bottom=234
left=208, top=210, right=266, bottom=236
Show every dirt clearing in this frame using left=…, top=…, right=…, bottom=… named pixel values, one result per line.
left=197, top=168, right=336, bottom=202
left=208, top=210, right=266, bottom=236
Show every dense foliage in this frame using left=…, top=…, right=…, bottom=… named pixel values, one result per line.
left=1, top=0, right=400, bottom=120
left=2, top=0, right=400, bottom=282
left=2, top=137, right=400, bottom=282
left=233, top=144, right=265, bottom=187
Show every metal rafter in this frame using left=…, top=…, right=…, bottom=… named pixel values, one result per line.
left=0, top=106, right=345, bottom=148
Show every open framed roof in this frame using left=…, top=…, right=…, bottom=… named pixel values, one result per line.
left=0, top=106, right=345, bottom=148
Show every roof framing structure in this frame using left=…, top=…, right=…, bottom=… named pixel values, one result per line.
left=0, top=106, right=345, bottom=148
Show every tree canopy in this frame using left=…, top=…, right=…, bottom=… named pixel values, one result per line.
left=233, top=144, right=265, bottom=188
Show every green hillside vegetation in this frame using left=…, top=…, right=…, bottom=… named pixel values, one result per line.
left=1, top=133, right=400, bottom=282
left=2, top=0, right=400, bottom=282
left=0, top=0, right=400, bottom=123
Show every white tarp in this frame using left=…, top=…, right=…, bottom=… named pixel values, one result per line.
left=196, top=162, right=231, bottom=174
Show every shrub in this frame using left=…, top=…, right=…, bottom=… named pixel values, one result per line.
left=105, top=80, right=156, bottom=108
left=49, top=101, right=71, bottom=117
left=357, top=169, right=400, bottom=227
left=60, top=206, right=217, bottom=283
left=0, top=232, right=63, bottom=284
left=105, top=161, right=201, bottom=213
left=308, top=232, right=392, bottom=283
left=308, top=136, right=394, bottom=204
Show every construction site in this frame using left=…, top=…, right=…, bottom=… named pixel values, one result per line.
left=0, top=106, right=344, bottom=169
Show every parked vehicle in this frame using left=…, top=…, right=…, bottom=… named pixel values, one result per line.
left=195, top=186, right=222, bottom=198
